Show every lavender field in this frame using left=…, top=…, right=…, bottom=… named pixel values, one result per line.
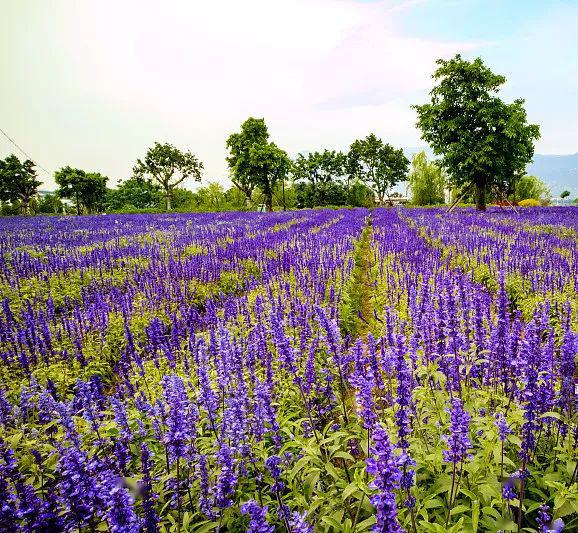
left=0, top=207, right=577, bottom=532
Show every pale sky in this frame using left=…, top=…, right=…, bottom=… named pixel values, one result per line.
left=1, top=0, right=577, bottom=189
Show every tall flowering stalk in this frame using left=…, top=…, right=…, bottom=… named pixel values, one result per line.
left=443, top=398, right=471, bottom=523
left=140, top=443, right=159, bottom=533
left=365, top=424, right=403, bottom=533
left=394, top=334, right=417, bottom=531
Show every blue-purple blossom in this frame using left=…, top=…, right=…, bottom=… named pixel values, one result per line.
left=214, top=444, right=237, bottom=509
left=365, top=424, right=403, bottom=533
left=240, top=500, right=274, bottom=533
left=443, top=398, right=471, bottom=465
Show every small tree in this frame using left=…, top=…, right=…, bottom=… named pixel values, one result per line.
left=408, top=151, right=446, bottom=205
left=55, top=167, right=108, bottom=214
left=514, top=175, right=550, bottom=202
left=413, top=55, right=540, bottom=211
left=226, top=118, right=269, bottom=205
left=0, top=154, right=41, bottom=214
left=105, top=177, right=162, bottom=211
left=133, top=142, right=203, bottom=211
left=347, top=134, right=409, bottom=205
left=37, top=193, right=64, bottom=214
left=560, top=190, right=570, bottom=199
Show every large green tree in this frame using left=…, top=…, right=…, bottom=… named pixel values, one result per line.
left=226, top=118, right=290, bottom=211
left=292, top=150, right=347, bottom=185
left=412, top=55, right=540, bottom=211
left=133, top=142, right=203, bottom=210
left=408, top=151, right=446, bottom=205
left=347, top=134, right=409, bottom=205
left=55, top=167, right=108, bottom=214
left=0, top=154, right=41, bottom=214
left=226, top=118, right=269, bottom=205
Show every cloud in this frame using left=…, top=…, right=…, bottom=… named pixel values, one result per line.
left=6, top=0, right=569, bottom=189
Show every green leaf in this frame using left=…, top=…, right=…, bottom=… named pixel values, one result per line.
left=304, top=470, right=320, bottom=501
left=333, top=450, right=355, bottom=462
left=472, top=500, right=480, bottom=532
left=356, top=515, right=377, bottom=532
left=193, top=521, right=219, bottom=533
left=321, top=515, right=342, bottom=530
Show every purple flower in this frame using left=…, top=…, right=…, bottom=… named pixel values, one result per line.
left=103, top=479, right=141, bottom=533
left=111, top=396, right=133, bottom=442
left=502, top=477, right=517, bottom=501
left=140, top=444, right=159, bottom=533
left=214, top=444, right=237, bottom=509
left=289, top=510, right=314, bottom=533
left=240, top=500, right=274, bottom=533
left=443, top=398, right=471, bottom=465
left=56, top=445, right=102, bottom=528
left=0, top=441, right=19, bottom=530
left=198, top=454, right=215, bottom=518
left=265, top=455, right=285, bottom=492
left=162, top=375, right=191, bottom=462
left=0, top=387, right=13, bottom=427
left=365, top=424, right=403, bottom=533
left=495, top=413, right=511, bottom=442
left=536, top=503, right=564, bottom=532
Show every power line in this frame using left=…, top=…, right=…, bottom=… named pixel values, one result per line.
left=0, top=126, right=52, bottom=176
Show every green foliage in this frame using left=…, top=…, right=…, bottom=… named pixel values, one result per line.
left=294, top=181, right=348, bottom=208
left=348, top=134, right=409, bottom=205
left=133, top=142, right=203, bottom=211
left=340, top=223, right=373, bottom=337
left=104, top=176, right=162, bottom=210
left=226, top=117, right=290, bottom=211
left=226, top=117, right=269, bottom=203
left=248, top=142, right=291, bottom=212
left=37, top=193, right=64, bottom=214
left=292, top=150, right=347, bottom=185
left=0, top=154, right=41, bottom=214
left=412, top=54, right=540, bottom=211
left=408, top=151, right=446, bottom=205
left=54, top=166, right=108, bottom=214
left=560, top=190, right=571, bottom=199
left=513, top=175, right=550, bottom=201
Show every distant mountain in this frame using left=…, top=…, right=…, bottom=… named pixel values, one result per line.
left=527, top=153, right=578, bottom=197
left=403, top=147, right=578, bottom=197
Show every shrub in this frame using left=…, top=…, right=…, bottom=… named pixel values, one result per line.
left=518, top=198, right=540, bottom=207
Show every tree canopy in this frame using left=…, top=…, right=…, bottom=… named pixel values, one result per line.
left=105, top=177, right=162, bottom=211
left=347, top=134, right=409, bottom=205
left=413, top=54, right=540, bottom=210
left=0, top=154, right=41, bottom=214
left=513, top=175, right=550, bottom=202
left=408, top=151, right=446, bottom=205
left=133, top=142, right=203, bottom=211
left=226, top=118, right=269, bottom=204
left=292, top=150, right=347, bottom=185
left=247, top=142, right=290, bottom=212
left=227, top=118, right=290, bottom=211
left=55, top=166, right=108, bottom=215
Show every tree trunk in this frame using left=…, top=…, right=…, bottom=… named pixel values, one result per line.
left=475, top=182, right=487, bottom=211
left=166, top=188, right=173, bottom=211
left=265, top=193, right=273, bottom=212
